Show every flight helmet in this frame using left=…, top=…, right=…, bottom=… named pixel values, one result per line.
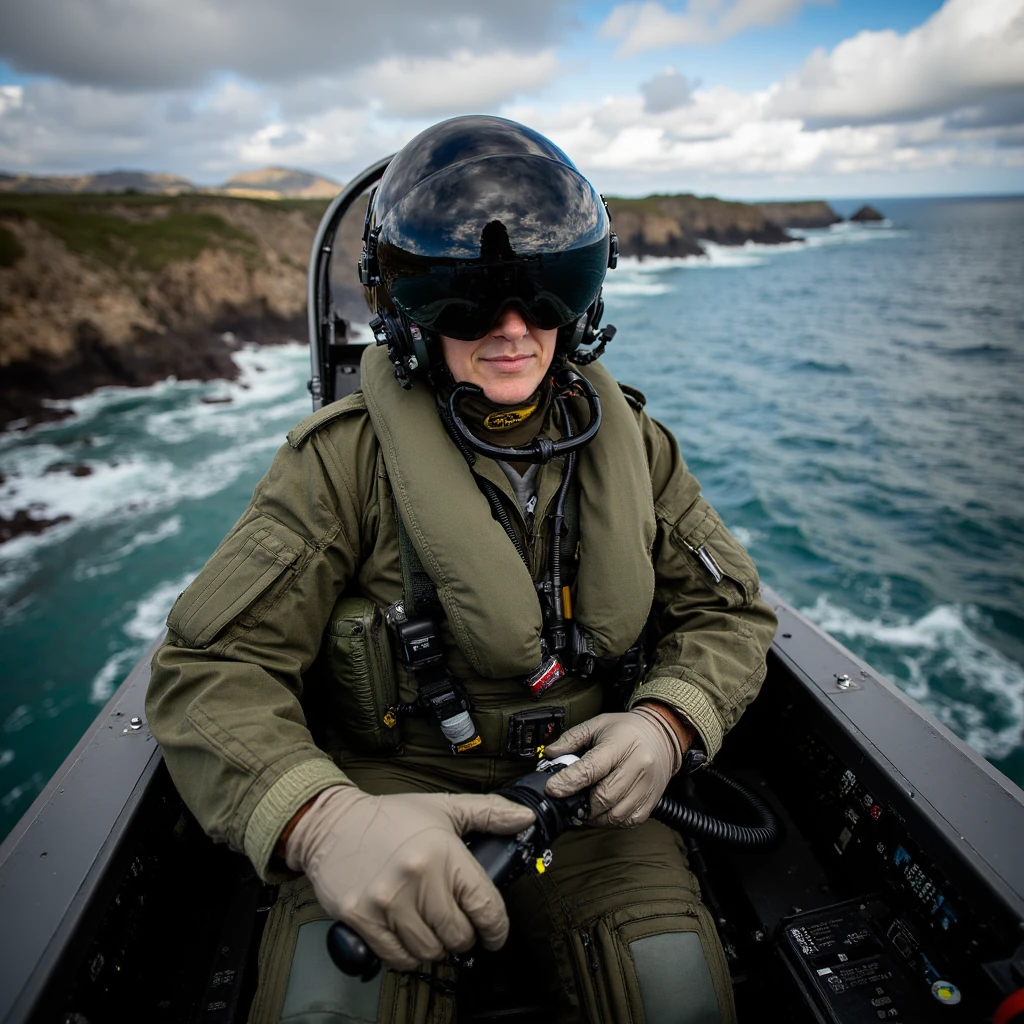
left=359, top=115, right=618, bottom=387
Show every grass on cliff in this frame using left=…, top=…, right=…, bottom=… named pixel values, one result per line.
left=0, top=193, right=315, bottom=274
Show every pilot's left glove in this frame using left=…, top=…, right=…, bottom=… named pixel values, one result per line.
left=542, top=707, right=685, bottom=827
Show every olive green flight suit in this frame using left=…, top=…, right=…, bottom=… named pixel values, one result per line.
left=146, top=352, right=777, bottom=1023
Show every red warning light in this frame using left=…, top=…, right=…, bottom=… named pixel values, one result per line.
left=870, top=804, right=882, bottom=821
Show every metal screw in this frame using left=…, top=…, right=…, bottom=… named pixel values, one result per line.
left=836, top=674, right=852, bottom=689
left=753, top=930, right=766, bottom=942
left=129, top=717, right=142, bottom=730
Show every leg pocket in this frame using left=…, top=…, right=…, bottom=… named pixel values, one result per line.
left=567, top=904, right=735, bottom=1024
left=247, top=877, right=456, bottom=1024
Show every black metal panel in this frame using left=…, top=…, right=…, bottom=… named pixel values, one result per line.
left=0, top=637, right=164, bottom=1024
left=763, top=585, right=1024, bottom=920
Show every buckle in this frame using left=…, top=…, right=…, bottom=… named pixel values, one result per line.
left=506, top=707, right=565, bottom=760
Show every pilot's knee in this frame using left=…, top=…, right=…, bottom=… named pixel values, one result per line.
left=629, top=929, right=731, bottom=1024
left=569, top=909, right=735, bottom=1024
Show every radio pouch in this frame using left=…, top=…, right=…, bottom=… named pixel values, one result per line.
left=323, top=595, right=401, bottom=753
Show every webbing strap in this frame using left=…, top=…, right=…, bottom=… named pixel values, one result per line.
left=393, top=498, right=441, bottom=617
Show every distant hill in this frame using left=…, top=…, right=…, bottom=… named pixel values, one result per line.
left=219, top=167, right=340, bottom=199
left=0, top=171, right=196, bottom=195
left=0, top=166, right=340, bottom=199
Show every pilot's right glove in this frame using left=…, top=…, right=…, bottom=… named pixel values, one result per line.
left=542, top=707, right=685, bottom=827
left=284, top=785, right=536, bottom=971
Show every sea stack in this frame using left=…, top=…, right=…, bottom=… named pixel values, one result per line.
left=850, top=204, right=884, bottom=222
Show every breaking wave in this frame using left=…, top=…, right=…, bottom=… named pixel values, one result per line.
left=802, top=596, right=1024, bottom=762
left=89, top=571, right=197, bottom=703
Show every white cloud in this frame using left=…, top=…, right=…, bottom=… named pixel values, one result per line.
left=0, top=0, right=570, bottom=90
left=602, top=0, right=830, bottom=55
left=769, top=0, right=1024, bottom=127
left=369, top=49, right=560, bottom=118
left=1, top=0, right=1022, bottom=195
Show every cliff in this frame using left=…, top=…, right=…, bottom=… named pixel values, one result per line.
left=605, top=194, right=792, bottom=258
left=0, top=192, right=368, bottom=429
left=756, top=201, right=842, bottom=229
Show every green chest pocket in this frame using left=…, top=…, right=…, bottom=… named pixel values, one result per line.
left=323, top=595, right=401, bottom=753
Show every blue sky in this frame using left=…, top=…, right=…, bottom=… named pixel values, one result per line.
left=1, top=0, right=1022, bottom=199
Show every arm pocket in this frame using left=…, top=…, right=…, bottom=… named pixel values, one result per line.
left=323, top=595, right=400, bottom=753
left=668, top=497, right=759, bottom=608
left=168, top=515, right=304, bottom=648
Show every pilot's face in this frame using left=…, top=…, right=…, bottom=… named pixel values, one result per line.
left=440, top=305, right=557, bottom=405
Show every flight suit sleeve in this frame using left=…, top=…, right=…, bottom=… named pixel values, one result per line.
left=625, top=409, right=778, bottom=759
left=145, top=412, right=377, bottom=881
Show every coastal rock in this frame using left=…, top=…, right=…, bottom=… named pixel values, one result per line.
left=850, top=204, right=884, bottom=222
left=605, top=194, right=793, bottom=259
left=756, top=201, right=842, bottom=229
left=0, top=196, right=342, bottom=429
left=0, top=509, right=72, bottom=544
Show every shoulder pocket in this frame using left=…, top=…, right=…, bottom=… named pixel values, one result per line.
left=168, top=515, right=304, bottom=648
left=668, top=497, right=759, bottom=607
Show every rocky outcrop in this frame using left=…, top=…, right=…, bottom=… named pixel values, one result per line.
left=756, top=201, right=841, bottom=229
left=605, top=194, right=792, bottom=258
left=850, top=204, right=884, bottom=222
left=0, top=194, right=371, bottom=428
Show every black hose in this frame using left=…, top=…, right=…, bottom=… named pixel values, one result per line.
left=652, top=767, right=784, bottom=849
left=547, top=398, right=576, bottom=652
left=478, top=477, right=531, bottom=568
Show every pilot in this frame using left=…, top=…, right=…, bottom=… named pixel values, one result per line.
left=146, top=115, right=777, bottom=1024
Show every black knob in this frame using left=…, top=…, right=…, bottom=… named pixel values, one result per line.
left=326, top=921, right=381, bottom=981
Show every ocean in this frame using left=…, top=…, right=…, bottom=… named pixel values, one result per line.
left=1, top=194, right=1022, bottom=841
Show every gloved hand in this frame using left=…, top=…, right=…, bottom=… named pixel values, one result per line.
left=284, top=786, right=535, bottom=971
left=542, top=707, right=684, bottom=827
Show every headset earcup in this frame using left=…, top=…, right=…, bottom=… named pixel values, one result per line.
left=559, top=292, right=604, bottom=355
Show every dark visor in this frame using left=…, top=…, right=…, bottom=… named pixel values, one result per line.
left=384, top=238, right=609, bottom=341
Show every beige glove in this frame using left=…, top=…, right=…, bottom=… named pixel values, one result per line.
left=542, top=707, right=683, bottom=827
left=284, top=786, right=536, bottom=970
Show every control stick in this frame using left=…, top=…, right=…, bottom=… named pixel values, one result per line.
left=326, top=755, right=588, bottom=979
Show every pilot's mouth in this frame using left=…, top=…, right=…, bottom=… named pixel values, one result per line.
left=483, top=354, right=533, bottom=369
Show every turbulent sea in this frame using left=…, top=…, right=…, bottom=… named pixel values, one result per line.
left=1, top=195, right=1023, bottom=840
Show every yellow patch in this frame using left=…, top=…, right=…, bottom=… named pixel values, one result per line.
left=455, top=735, right=483, bottom=753
left=483, top=402, right=538, bottom=431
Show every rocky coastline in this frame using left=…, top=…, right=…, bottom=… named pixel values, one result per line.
left=0, top=190, right=847, bottom=432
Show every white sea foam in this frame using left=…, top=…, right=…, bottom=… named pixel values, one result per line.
left=0, top=749, right=13, bottom=769
left=143, top=343, right=309, bottom=445
left=728, top=525, right=761, bottom=548
left=602, top=279, right=675, bottom=297
left=802, top=596, right=1024, bottom=761
left=124, top=571, right=195, bottom=641
left=609, top=222, right=899, bottom=283
left=73, top=516, right=183, bottom=581
left=89, top=570, right=197, bottom=703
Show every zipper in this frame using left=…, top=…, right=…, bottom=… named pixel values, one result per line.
left=688, top=542, right=724, bottom=584
left=580, top=928, right=606, bottom=1023
left=581, top=928, right=600, bottom=976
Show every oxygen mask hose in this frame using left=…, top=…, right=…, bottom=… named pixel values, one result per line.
left=325, top=755, right=784, bottom=979
left=445, top=366, right=601, bottom=465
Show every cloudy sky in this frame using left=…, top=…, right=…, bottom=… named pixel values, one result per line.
left=1, top=0, right=1022, bottom=199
